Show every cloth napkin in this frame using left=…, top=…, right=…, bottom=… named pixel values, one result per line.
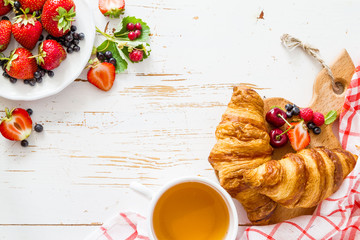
left=86, top=68, right=360, bottom=240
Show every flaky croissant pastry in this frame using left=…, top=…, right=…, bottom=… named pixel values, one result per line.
left=208, top=86, right=358, bottom=224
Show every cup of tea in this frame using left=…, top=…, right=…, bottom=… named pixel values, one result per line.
left=131, top=176, right=238, bottom=240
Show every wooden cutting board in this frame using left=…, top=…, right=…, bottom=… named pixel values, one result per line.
left=263, top=49, right=355, bottom=224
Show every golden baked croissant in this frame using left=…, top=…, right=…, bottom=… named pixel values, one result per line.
left=208, top=86, right=358, bottom=224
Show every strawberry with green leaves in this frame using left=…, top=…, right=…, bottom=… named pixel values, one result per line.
left=18, top=0, right=47, bottom=12
left=99, top=0, right=125, bottom=18
left=3, top=48, right=38, bottom=79
left=0, top=108, right=32, bottom=141
left=287, top=121, right=310, bottom=151
left=37, top=39, right=67, bottom=70
left=0, top=0, right=11, bottom=16
left=12, top=12, right=43, bottom=50
left=41, top=0, right=76, bottom=37
left=0, top=19, right=11, bottom=52
left=87, top=59, right=115, bottom=91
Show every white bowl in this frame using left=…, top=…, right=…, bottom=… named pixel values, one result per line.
left=0, top=0, right=95, bottom=101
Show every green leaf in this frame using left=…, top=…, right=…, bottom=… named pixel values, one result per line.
left=114, top=16, right=150, bottom=42
left=325, top=110, right=337, bottom=125
left=97, top=40, right=128, bottom=73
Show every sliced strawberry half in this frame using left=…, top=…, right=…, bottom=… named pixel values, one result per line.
left=87, top=61, right=116, bottom=91
left=0, top=108, right=32, bottom=141
left=99, top=0, right=125, bottom=18
left=287, top=121, right=310, bottom=151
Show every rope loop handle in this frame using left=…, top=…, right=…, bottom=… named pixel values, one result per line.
left=281, top=34, right=342, bottom=93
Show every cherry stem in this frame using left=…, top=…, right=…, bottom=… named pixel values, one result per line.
left=277, top=114, right=292, bottom=128
left=275, top=126, right=294, bottom=140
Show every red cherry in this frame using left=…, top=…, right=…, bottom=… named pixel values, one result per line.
left=134, top=29, right=141, bottom=38
left=126, top=23, right=135, bottom=31
left=128, top=31, right=136, bottom=40
left=135, top=23, right=142, bottom=30
left=266, top=108, right=287, bottom=127
left=269, top=128, right=288, bottom=148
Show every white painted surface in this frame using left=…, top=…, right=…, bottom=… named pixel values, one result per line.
left=1, top=0, right=360, bottom=239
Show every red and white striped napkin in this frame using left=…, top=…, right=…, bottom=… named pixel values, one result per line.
left=86, top=68, right=360, bottom=240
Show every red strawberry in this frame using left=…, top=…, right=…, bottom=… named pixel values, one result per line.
left=287, top=121, right=310, bottom=151
left=12, top=14, right=43, bottom=50
left=87, top=61, right=115, bottom=91
left=5, top=48, right=38, bottom=79
left=18, top=0, right=47, bottom=12
left=99, top=0, right=125, bottom=18
left=312, top=112, right=325, bottom=126
left=0, top=108, right=32, bottom=141
left=37, top=39, right=66, bottom=70
left=41, top=0, right=76, bottom=37
left=0, top=19, right=11, bottom=52
left=0, top=0, right=11, bottom=16
left=300, top=108, right=313, bottom=122
left=129, top=49, right=143, bottom=62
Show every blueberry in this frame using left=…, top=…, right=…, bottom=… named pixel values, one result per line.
left=65, top=34, right=73, bottom=42
left=73, top=39, right=79, bottom=45
left=46, top=35, right=53, bottom=40
left=2, top=72, right=9, bottom=78
left=286, top=111, right=292, bottom=118
left=104, top=51, right=112, bottom=59
left=26, top=108, right=33, bottom=116
left=313, top=127, right=321, bottom=135
left=0, top=59, right=8, bottom=67
left=73, top=32, right=79, bottom=40
left=104, top=59, right=109, bottom=63
left=34, top=71, right=41, bottom=79
left=97, top=52, right=105, bottom=61
left=35, top=11, right=41, bottom=17
left=47, top=71, right=54, bottom=77
left=292, top=107, right=300, bottom=116
left=34, top=124, right=43, bottom=132
left=109, top=57, right=116, bottom=66
left=9, top=77, right=17, bottom=84
left=285, top=103, right=293, bottom=111
left=21, top=140, right=28, bottom=147
left=24, top=80, right=30, bottom=84
left=36, top=77, right=42, bottom=83
left=38, top=34, right=44, bottom=41
left=307, top=122, right=316, bottom=130
left=78, top=33, right=85, bottom=40
left=29, top=79, right=36, bottom=86
left=71, top=25, right=77, bottom=32
left=1, top=16, right=9, bottom=21
left=64, top=41, right=71, bottom=47
left=14, top=1, right=21, bottom=9
left=40, top=70, right=46, bottom=77
left=73, top=45, right=80, bottom=52
left=67, top=47, right=74, bottom=54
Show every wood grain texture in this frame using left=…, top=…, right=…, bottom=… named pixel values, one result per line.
left=1, top=0, right=360, bottom=239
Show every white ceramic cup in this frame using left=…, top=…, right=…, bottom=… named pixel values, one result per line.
left=130, top=176, right=238, bottom=240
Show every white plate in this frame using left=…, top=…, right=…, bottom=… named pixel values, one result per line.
left=0, top=0, right=95, bottom=101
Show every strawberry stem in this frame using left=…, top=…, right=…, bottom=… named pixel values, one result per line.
left=5, top=108, right=11, bottom=119
left=275, top=125, right=294, bottom=140
left=96, top=26, right=115, bottom=42
left=278, top=114, right=292, bottom=128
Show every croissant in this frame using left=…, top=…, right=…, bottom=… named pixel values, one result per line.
left=208, top=86, right=358, bottom=224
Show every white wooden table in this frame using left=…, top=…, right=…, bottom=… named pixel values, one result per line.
left=1, top=0, right=360, bottom=239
